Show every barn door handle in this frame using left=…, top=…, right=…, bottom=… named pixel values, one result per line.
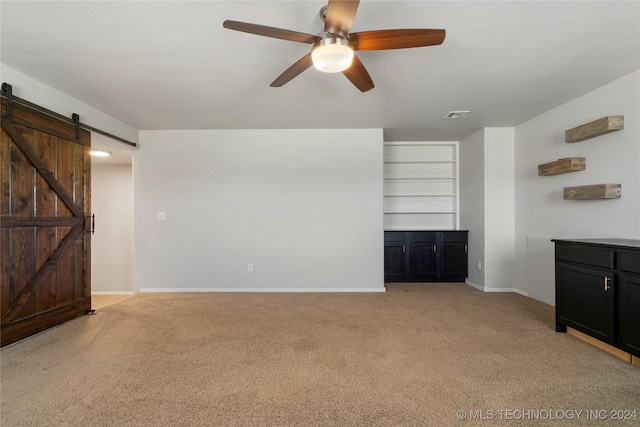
left=91, top=214, right=95, bottom=235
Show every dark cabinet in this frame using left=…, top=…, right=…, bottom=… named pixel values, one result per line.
left=441, top=235, right=469, bottom=280
left=619, top=249, right=640, bottom=356
left=409, top=232, right=438, bottom=281
left=553, top=239, right=640, bottom=358
left=555, top=263, right=615, bottom=344
left=384, top=231, right=468, bottom=282
left=621, top=272, right=640, bottom=355
left=383, top=232, right=407, bottom=281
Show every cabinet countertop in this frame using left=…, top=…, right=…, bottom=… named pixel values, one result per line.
left=385, top=230, right=469, bottom=233
left=551, top=238, right=640, bottom=249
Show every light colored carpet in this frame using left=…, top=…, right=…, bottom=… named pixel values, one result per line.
left=92, top=294, right=134, bottom=310
left=2, top=283, right=639, bottom=426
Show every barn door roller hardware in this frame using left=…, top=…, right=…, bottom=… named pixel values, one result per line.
left=72, top=113, right=81, bottom=143
left=1, top=83, right=137, bottom=148
left=3, top=83, right=13, bottom=118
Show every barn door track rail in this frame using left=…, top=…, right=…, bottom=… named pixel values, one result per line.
left=1, top=82, right=137, bottom=148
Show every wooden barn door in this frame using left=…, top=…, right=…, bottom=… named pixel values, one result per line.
left=1, top=99, right=91, bottom=347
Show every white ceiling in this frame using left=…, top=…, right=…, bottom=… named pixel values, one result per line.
left=1, top=0, right=639, bottom=154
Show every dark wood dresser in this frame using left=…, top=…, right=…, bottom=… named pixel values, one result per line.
left=384, top=230, right=468, bottom=282
left=552, top=238, right=640, bottom=361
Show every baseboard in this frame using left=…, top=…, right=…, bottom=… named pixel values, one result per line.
left=485, top=287, right=529, bottom=296
left=138, top=287, right=387, bottom=293
left=464, top=280, right=528, bottom=296
left=567, top=327, right=634, bottom=364
left=92, top=291, right=135, bottom=296
left=464, top=279, right=484, bottom=291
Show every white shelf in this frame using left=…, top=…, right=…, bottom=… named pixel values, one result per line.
left=384, top=195, right=455, bottom=198
left=385, top=155, right=455, bottom=163
left=383, top=160, right=456, bottom=164
left=383, top=141, right=456, bottom=147
left=383, top=141, right=459, bottom=230
left=384, top=211, right=457, bottom=215
left=385, top=194, right=456, bottom=198
left=384, top=212, right=457, bottom=230
left=384, top=177, right=456, bottom=181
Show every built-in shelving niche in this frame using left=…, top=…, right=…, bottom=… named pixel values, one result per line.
left=383, top=141, right=459, bottom=230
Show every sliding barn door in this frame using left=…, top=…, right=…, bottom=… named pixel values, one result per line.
left=1, top=99, right=91, bottom=347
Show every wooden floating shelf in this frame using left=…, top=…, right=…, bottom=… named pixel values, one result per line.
left=565, top=115, right=624, bottom=143
left=538, top=157, right=585, bottom=176
left=563, top=184, right=621, bottom=200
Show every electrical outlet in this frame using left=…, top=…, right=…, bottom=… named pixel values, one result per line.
left=247, top=263, right=253, bottom=272
left=157, top=211, right=166, bottom=221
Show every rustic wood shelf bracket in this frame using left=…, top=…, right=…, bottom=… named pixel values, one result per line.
left=565, top=116, right=624, bottom=143
left=563, top=184, right=621, bottom=200
left=538, top=157, right=585, bottom=176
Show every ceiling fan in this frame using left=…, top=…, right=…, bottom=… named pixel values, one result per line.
left=223, top=0, right=445, bottom=92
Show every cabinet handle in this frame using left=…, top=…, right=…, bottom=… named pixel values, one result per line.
left=464, top=244, right=468, bottom=253
left=604, top=277, right=611, bottom=291
left=433, top=244, right=437, bottom=253
left=402, top=245, right=405, bottom=254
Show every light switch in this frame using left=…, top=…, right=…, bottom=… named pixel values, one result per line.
left=157, top=211, right=166, bottom=221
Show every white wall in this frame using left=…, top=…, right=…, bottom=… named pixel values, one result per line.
left=134, top=129, right=385, bottom=292
left=460, top=128, right=516, bottom=292
left=91, top=164, right=134, bottom=294
left=459, top=129, right=485, bottom=288
left=514, top=70, right=640, bottom=305
left=0, top=64, right=138, bottom=143
left=484, top=128, right=516, bottom=292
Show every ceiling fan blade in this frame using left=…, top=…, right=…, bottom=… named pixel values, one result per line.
left=324, top=0, right=360, bottom=36
left=270, top=53, right=314, bottom=87
left=223, top=20, right=320, bottom=44
left=349, top=29, right=446, bottom=51
left=342, top=54, right=374, bottom=92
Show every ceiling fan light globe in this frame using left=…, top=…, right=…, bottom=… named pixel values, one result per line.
left=312, top=43, right=354, bottom=73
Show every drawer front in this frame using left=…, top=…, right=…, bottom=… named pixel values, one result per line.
left=619, top=250, right=640, bottom=274
left=410, top=232, right=437, bottom=242
left=555, top=243, right=614, bottom=270
left=384, top=232, right=406, bottom=243
left=441, top=231, right=468, bottom=242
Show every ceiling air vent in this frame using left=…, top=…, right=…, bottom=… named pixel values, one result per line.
left=443, top=110, right=471, bottom=119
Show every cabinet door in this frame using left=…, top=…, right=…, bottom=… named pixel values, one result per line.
left=620, top=273, right=640, bottom=357
left=556, top=263, right=615, bottom=344
left=409, top=232, right=438, bottom=281
left=441, top=232, right=468, bottom=281
left=384, top=243, right=407, bottom=281
left=441, top=242, right=467, bottom=280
